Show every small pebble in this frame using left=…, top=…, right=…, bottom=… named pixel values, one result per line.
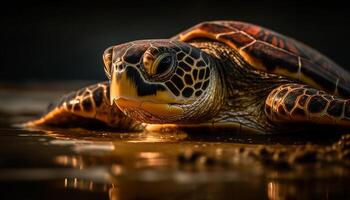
left=238, top=147, right=245, bottom=153
left=178, top=150, right=203, bottom=164
left=196, top=155, right=216, bottom=166
left=272, top=150, right=288, bottom=161
left=340, top=149, right=350, bottom=160
left=256, top=146, right=271, bottom=158
left=289, top=150, right=317, bottom=164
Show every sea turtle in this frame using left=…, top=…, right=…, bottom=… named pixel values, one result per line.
left=27, top=21, right=350, bottom=134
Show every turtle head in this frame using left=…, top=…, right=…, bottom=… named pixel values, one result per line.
left=103, top=40, right=220, bottom=124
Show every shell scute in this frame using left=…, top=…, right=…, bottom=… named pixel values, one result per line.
left=173, top=20, right=350, bottom=97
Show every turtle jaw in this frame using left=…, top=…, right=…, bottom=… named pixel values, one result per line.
left=110, top=66, right=184, bottom=123
left=113, top=98, right=184, bottom=120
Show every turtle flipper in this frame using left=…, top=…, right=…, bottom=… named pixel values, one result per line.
left=26, top=82, right=143, bottom=131
left=265, top=83, right=350, bottom=126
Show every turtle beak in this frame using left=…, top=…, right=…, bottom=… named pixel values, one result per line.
left=109, top=65, right=140, bottom=106
left=109, top=66, right=184, bottom=118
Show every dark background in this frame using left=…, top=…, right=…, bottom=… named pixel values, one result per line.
left=1, top=0, right=350, bottom=82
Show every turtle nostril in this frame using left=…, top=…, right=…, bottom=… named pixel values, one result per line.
left=115, top=63, right=125, bottom=72
left=118, top=64, right=124, bottom=71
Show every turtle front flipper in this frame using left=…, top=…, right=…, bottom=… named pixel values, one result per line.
left=265, top=83, right=350, bottom=126
left=26, top=82, right=143, bottom=131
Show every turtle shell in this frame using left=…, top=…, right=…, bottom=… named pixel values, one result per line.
left=172, top=21, right=350, bottom=97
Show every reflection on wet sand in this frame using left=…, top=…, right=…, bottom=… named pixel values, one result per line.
left=17, top=126, right=345, bottom=200
left=266, top=178, right=350, bottom=200
left=268, top=181, right=301, bottom=200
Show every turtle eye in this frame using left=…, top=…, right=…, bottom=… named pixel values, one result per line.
left=143, top=53, right=175, bottom=80
left=155, top=54, right=173, bottom=75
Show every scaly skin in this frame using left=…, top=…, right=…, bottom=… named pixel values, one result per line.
left=266, top=83, right=350, bottom=126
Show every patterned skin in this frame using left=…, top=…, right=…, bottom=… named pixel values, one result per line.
left=27, top=21, right=350, bottom=134
left=27, top=82, right=142, bottom=130
left=265, top=84, right=350, bottom=126
left=105, top=40, right=218, bottom=124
